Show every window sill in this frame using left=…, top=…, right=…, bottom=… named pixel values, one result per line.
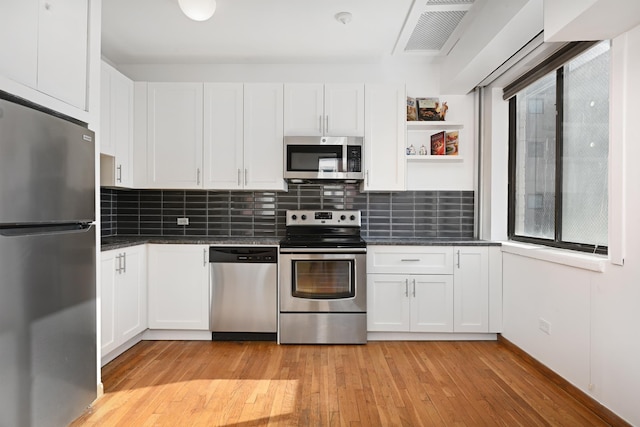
left=501, top=241, right=607, bottom=272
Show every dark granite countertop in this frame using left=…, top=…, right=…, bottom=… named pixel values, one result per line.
left=101, top=236, right=281, bottom=251
left=365, top=239, right=501, bottom=246
left=102, top=235, right=500, bottom=251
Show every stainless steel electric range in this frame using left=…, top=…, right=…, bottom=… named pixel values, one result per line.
left=279, top=210, right=367, bottom=344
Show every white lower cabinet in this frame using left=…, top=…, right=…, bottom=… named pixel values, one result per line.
left=100, top=245, right=147, bottom=364
left=147, top=244, right=209, bottom=330
left=367, top=273, right=453, bottom=332
left=367, top=245, right=498, bottom=336
left=453, top=246, right=489, bottom=332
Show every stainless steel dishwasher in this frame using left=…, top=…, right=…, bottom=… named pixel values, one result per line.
left=209, top=246, right=278, bottom=341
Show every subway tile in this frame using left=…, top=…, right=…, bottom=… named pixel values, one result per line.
left=105, top=186, right=475, bottom=240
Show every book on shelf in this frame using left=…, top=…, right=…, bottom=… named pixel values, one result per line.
left=445, top=131, right=459, bottom=155
left=430, top=131, right=445, bottom=155
left=407, top=97, right=417, bottom=121
left=417, top=97, right=441, bottom=121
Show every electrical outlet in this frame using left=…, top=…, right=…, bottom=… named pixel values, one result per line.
left=177, top=217, right=189, bottom=226
left=539, top=318, right=551, bottom=335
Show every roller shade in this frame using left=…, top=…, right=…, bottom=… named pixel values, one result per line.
left=502, top=41, right=598, bottom=100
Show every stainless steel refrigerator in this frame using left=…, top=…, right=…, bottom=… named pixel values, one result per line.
left=0, top=96, right=97, bottom=427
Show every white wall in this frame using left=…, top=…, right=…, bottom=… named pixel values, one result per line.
left=489, top=24, right=640, bottom=425
left=544, top=0, right=640, bottom=42
left=117, top=58, right=440, bottom=96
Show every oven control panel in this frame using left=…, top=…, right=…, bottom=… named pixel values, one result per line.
left=285, top=210, right=361, bottom=226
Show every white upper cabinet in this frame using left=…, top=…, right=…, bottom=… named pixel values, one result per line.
left=111, top=69, right=134, bottom=187
left=101, top=61, right=134, bottom=187
left=363, top=83, right=406, bottom=191
left=0, top=0, right=88, bottom=110
left=284, top=83, right=324, bottom=136
left=37, top=0, right=88, bottom=109
left=203, top=83, right=244, bottom=190
left=284, top=83, right=364, bottom=137
left=146, top=82, right=203, bottom=189
left=243, top=83, right=286, bottom=190
left=143, top=82, right=284, bottom=191
left=100, top=62, right=115, bottom=156
left=324, top=84, right=365, bottom=136
left=0, top=0, right=38, bottom=88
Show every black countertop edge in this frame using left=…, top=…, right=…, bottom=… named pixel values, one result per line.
left=101, top=236, right=281, bottom=251
left=365, top=239, right=502, bottom=246
left=101, top=236, right=501, bottom=252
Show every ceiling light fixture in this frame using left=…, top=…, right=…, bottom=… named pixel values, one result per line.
left=178, top=0, right=217, bottom=21
left=335, top=12, right=353, bottom=25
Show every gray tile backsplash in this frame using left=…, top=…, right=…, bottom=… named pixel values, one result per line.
left=100, top=184, right=474, bottom=240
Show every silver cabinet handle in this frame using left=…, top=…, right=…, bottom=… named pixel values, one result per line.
left=237, top=169, right=241, bottom=186
left=366, top=170, right=369, bottom=186
left=412, top=279, right=416, bottom=297
left=401, top=259, right=421, bottom=262
left=115, top=254, right=121, bottom=274
left=203, top=248, right=207, bottom=267
left=197, top=168, right=201, bottom=185
left=116, top=165, right=122, bottom=183
left=456, top=250, right=461, bottom=268
left=244, top=169, right=248, bottom=185
left=325, top=115, right=329, bottom=134
left=405, top=279, right=409, bottom=297
left=319, top=115, right=323, bottom=133
left=122, top=253, right=127, bottom=274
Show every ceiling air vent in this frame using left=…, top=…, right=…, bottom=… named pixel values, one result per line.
left=405, top=10, right=467, bottom=51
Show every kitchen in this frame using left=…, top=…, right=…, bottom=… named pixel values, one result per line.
left=1, top=0, right=640, bottom=425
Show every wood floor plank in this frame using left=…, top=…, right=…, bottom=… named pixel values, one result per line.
left=71, top=340, right=628, bottom=427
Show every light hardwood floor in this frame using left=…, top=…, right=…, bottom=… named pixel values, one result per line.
left=71, top=339, right=626, bottom=426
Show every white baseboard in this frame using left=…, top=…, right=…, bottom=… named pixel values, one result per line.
left=142, top=329, right=212, bottom=341
left=367, top=332, right=498, bottom=341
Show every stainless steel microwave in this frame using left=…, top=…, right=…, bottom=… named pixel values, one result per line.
left=284, top=136, right=364, bottom=181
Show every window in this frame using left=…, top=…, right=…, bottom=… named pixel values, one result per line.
left=508, top=42, right=610, bottom=254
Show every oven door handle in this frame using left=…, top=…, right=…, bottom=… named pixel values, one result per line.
left=279, top=247, right=366, bottom=254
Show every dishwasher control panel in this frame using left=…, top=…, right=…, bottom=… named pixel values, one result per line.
left=209, top=247, right=278, bottom=263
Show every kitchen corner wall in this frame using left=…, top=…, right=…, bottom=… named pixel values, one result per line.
left=101, top=184, right=474, bottom=240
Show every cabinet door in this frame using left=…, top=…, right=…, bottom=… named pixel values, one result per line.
left=366, top=274, right=410, bottom=332
left=243, top=83, right=286, bottom=190
left=0, top=0, right=38, bottom=88
left=100, top=251, right=118, bottom=355
left=203, top=83, right=244, bottom=189
left=324, top=83, right=364, bottom=136
left=363, top=84, right=406, bottom=191
left=99, top=62, right=115, bottom=156
left=118, top=246, right=147, bottom=342
left=37, top=0, right=88, bottom=109
left=453, top=246, right=489, bottom=332
left=411, top=275, right=454, bottom=332
left=283, top=83, right=324, bottom=136
left=147, top=244, right=209, bottom=330
left=147, top=83, right=203, bottom=189
left=111, top=69, right=134, bottom=187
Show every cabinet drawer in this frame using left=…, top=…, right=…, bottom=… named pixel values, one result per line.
left=367, top=246, right=453, bottom=275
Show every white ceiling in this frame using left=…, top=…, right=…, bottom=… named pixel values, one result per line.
left=101, top=0, right=478, bottom=65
